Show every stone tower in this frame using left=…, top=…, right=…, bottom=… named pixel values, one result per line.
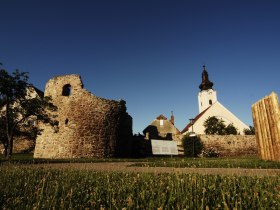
left=34, top=74, right=132, bottom=158
left=198, top=65, right=217, bottom=113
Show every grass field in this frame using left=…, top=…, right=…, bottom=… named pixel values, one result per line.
left=130, top=157, right=280, bottom=169
left=1, top=154, right=280, bottom=209
left=1, top=153, right=280, bottom=169
left=0, top=166, right=279, bottom=209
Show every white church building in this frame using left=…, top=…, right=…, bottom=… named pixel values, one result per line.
left=181, top=65, right=249, bottom=135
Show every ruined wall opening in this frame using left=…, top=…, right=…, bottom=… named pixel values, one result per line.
left=62, top=84, right=72, bottom=96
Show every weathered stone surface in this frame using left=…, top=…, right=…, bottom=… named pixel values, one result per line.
left=34, top=74, right=132, bottom=158
left=199, top=135, right=257, bottom=157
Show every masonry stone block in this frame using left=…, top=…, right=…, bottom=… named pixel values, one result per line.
left=34, top=74, right=132, bottom=158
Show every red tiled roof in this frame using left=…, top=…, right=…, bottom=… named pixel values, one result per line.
left=181, top=106, right=211, bottom=134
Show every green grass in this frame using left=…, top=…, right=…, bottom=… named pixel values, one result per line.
left=0, top=167, right=279, bottom=209
left=0, top=153, right=145, bottom=164
left=1, top=154, right=280, bottom=169
left=130, top=157, right=280, bottom=169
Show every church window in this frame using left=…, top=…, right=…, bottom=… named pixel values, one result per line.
left=62, top=84, right=72, bottom=96
left=160, top=119, right=164, bottom=126
left=209, top=100, right=212, bottom=105
left=65, top=118, right=69, bottom=125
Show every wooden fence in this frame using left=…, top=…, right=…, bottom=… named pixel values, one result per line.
left=252, top=92, right=280, bottom=161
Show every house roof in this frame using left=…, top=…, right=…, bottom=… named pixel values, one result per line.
left=156, top=114, right=167, bottom=120
left=181, top=106, right=211, bottom=134
left=143, top=114, right=180, bottom=135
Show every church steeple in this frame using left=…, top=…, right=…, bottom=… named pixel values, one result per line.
left=199, top=65, right=214, bottom=91
left=197, top=65, right=217, bottom=113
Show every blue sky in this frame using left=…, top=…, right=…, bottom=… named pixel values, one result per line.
left=1, top=0, right=280, bottom=134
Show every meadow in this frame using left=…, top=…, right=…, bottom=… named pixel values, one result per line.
left=0, top=154, right=280, bottom=209
left=2, top=153, right=280, bottom=169
left=130, top=157, right=280, bottom=169
left=0, top=166, right=279, bottom=209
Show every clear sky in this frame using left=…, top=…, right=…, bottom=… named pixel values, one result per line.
left=1, top=0, right=280, bottom=134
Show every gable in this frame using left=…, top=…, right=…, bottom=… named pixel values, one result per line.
left=181, top=107, right=210, bottom=134
left=143, top=114, right=180, bottom=135
left=182, top=101, right=249, bottom=135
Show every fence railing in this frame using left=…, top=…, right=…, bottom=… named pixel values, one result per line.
left=252, top=92, right=280, bottom=161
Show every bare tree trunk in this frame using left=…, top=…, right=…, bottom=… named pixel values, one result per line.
left=3, top=144, right=8, bottom=158
left=5, top=102, right=13, bottom=160
left=7, top=136, right=13, bottom=160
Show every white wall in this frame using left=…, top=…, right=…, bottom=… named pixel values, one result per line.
left=198, top=89, right=217, bottom=113
left=186, top=101, right=249, bottom=135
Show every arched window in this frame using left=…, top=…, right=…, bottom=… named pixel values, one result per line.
left=62, top=84, right=71, bottom=96
left=65, top=118, right=69, bottom=125
left=209, top=100, right=212, bottom=105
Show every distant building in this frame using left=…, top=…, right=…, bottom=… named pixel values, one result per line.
left=181, top=65, right=249, bottom=135
left=143, top=113, right=181, bottom=141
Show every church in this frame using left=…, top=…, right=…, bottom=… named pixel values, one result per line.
left=181, top=65, right=249, bottom=135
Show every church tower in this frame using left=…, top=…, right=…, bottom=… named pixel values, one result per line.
left=198, top=65, right=217, bottom=113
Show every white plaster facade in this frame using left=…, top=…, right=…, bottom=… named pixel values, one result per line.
left=198, top=89, right=217, bottom=113
left=182, top=101, right=249, bottom=135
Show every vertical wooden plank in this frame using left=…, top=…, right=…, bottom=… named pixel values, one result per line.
left=256, top=100, right=267, bottom=160
left=252, top=102, right=263, bottom=158
left=270, top=92, right=280, bottom=161
left=264, top=97, right=275, bottom=160
left=260, top=98, right=271, bottom=160
left=256, top=101, right=266, bottom=159
left=267, top=94, right=278, bottom=160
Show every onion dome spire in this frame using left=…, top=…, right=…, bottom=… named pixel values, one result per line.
left=199, top=65, right=214, bottom=91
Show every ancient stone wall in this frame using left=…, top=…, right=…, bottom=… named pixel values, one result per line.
left=199, top=135, right=257, bottom=157
left=34, top=74, right=132, bottom=158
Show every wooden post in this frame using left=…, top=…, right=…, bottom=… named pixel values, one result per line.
left=252, top=102, right=262, bottom=158
left=263, top=97, right=274, bottom=160
left=270, top=92, right=280, bottom=160
left=252, top=92, right=280, bottom=161
left=259, top=99, right=270, bottom=160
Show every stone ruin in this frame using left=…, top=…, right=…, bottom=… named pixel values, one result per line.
left=34, top=74, right=132, bottom=158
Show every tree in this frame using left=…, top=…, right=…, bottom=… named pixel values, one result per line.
left=204, top=116, right=238, bottom=135
left=0, top=116, right=8, bottom=156
left=0, top=66, right=57, bottom=159
left=181, top=133, right=203, bottom=157
left=225, top=123, right=238, bottom=135
left=203, top=116, right=226, bottom=135
left=244, top=126, right=255, bottom=135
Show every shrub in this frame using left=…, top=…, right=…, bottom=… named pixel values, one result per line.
left=244, top=126, right=255, bottom=135
left=181, top=134, right=203, bottom=157
left=204, top=116, right=238, bottom=135
left=200, top=147, right=220, bottom=158
left=225, top=123, right=238, bottom=135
